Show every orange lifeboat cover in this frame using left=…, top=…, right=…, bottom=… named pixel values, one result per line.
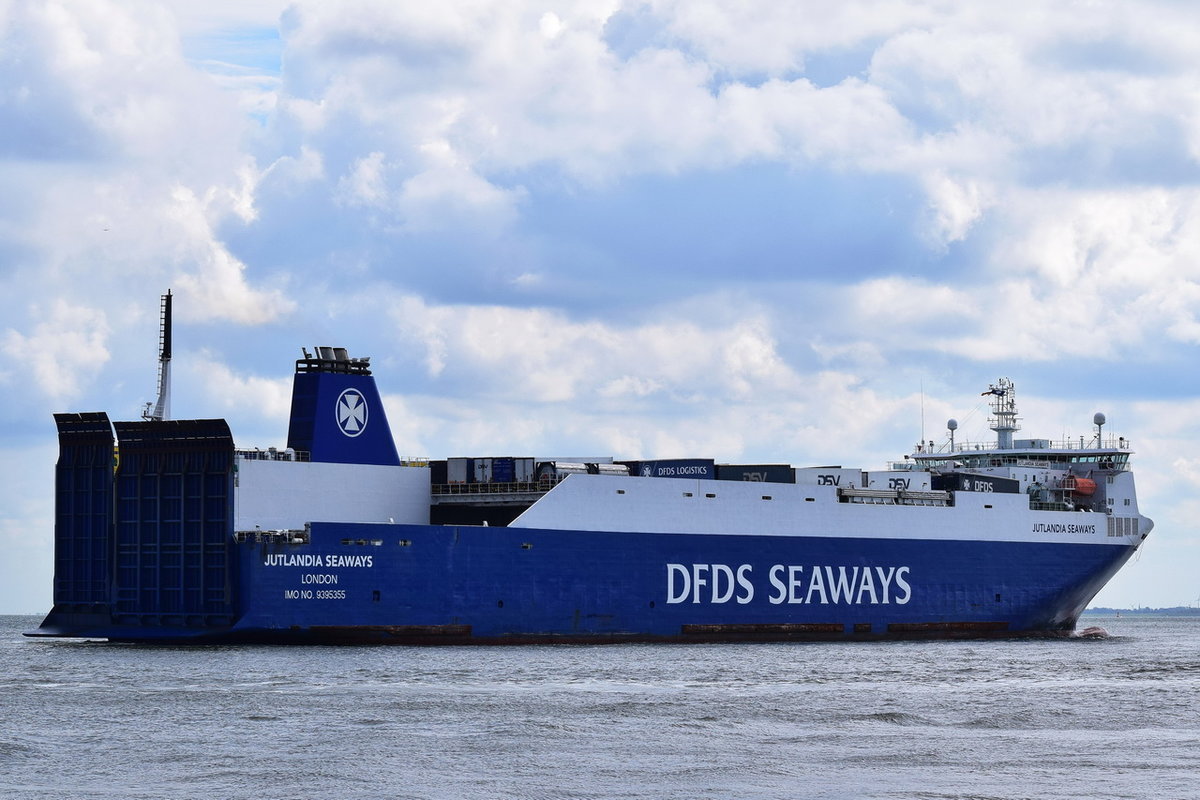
left=1063, top=476, right=1097, bottom=496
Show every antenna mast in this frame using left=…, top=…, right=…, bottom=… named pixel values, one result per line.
left=143, top=290, right=172, bottom=422
left=985, top=377, right=1019, bottom=449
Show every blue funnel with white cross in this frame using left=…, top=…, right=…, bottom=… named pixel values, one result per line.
left=285, top=347, right=400, bottom=466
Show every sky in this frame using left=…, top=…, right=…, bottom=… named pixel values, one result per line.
left=3, top=0, right=1200, bottom=614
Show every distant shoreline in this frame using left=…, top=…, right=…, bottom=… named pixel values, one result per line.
left=1085, top=607, right=1200, bottom=616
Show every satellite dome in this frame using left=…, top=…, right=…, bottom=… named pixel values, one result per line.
left=1093, top=412, right=1106, bottom=426
left=947, top=418, right=958, bottom=431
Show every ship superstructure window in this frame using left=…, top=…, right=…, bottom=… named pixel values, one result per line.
left=683, top=492, right=693, bottom=497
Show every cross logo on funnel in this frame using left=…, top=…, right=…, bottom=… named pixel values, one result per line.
left=336, top=388, right=368, bottom=437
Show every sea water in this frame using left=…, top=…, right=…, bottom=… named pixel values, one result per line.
left=1, top=614, right=1196, bottom=800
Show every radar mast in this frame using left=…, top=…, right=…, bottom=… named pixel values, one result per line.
left=985, top=377, right=1019, bottom=449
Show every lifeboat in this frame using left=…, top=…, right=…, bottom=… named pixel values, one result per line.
left=1062, top=476, right=1097, bottom=496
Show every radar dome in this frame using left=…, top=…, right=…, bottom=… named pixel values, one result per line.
left=1093, top=412, right=1106, bottom=426
left=947, top=419, right=958, bottom=431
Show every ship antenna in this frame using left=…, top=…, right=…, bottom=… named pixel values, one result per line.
left=143, top=290, right=172, bottom=422
left=984, top=377, right=1019, bottom=449
left=920, top=379, right=926, bottom=451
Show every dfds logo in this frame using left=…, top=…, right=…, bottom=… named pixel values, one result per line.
left=336, top=388, right=368, bottom=437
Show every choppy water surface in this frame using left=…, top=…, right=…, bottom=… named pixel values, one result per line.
left=1, top=614, right=1197, bottom=799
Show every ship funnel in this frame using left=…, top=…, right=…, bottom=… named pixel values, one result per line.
left=286, top=346, right=400, bottom=466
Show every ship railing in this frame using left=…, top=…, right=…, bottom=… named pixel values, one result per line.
left=909, top=456, right=1129, bottom=472
left=838, top=487, right=951, bottom=507
left=234, top=450, right=428, bottom=467
left=433, top=480, right=547, bottom=496
left=921, top=435, right=1132, bottom=455
left=234, top=528, right=310, bottom=544
left=295, top=356, right=372, bottom=375
left=1029, top=501, right=1075, bottom=512
left=235, top=448, right=311, bottom=462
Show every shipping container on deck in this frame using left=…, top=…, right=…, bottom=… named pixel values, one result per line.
left=513, top=457, right=535, bottom=483
left=448, top=457, right=471, bottom=484
left=864, top=470, right=932, bottom=491
left=473, top=457, right=493, bottom=484
left=492, top=457, right=515, bottom=483
left=537, top=462, right=630, bottom=482
left=716, top=464, right=795, bottom=483
left=793, top=467, right=863, bottom=489
left=619, top=459, right=715, bottom=479
left=931, top=472, right=1020, bottom=494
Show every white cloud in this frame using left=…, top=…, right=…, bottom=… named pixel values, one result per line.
left=269, top=1, right=925, bottom=188
left=337, top=150, right=389, bottom=208
left=163, top=0, right=289, bottom=33
left=167, top=185, right=296, bottom=324
left=983, top=187, right=1200, bottom=354
left=539, top=11, right=565, bottom=40
left=396, top=155, right=526, bottom=233
left=261, top=145, right=326, bottom=186
left=649, top=0, right=937, bottom=77
left=378, top=292, right=930, bottom=466
left=921, top=171, right=993, bottom=246
left=388, top=296, right=778, bottom=403
left=0, top=0, right=296, bottom=332
left=187, top=350, right=294, bottom=423
left=1, top=300, right=111, bottom=403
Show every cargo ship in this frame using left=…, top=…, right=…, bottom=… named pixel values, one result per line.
left=29, top=299, right=1152, bottom=644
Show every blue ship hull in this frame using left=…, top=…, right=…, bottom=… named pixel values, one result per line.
left=36, top=521, right=1137, bottom=644
left=235, top=523, right=1136, bottom=643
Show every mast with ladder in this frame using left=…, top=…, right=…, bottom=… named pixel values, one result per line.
left=142, top=290, right=172, bottom=422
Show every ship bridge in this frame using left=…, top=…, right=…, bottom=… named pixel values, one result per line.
left=910, top=440, right=1132, bottom=472
left=901, top=380, right=1141, bottom=519
left=909, top=379, right=1133, bottom=471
